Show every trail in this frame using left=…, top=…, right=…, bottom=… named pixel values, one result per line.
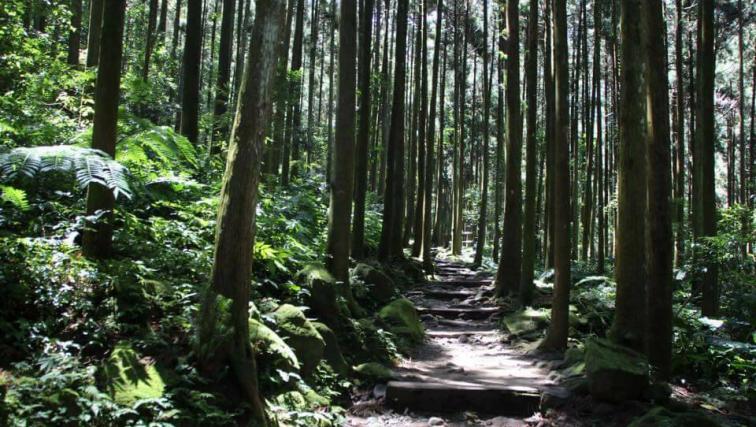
left=347, top=258, right=565, bottom=426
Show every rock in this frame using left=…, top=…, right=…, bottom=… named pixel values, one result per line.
left=272, top=304, right=325, bottom=376
left=100, top=341, right=166, bottom=405
left=298, top=265, right=343, bottom=322
left=249, top=317, right=300, bottom=371
left=312, top=321, right=350, bottom=375
left=354, top=362, right=394, bottom=381
left=574, top=275, right=612, bottom=288
left=378, top=298, right=425, bottom=351
left=643, top=381, right=672, bottom=404
left=428, top=416, right=446, bottom=426
left=353, top=263, right=397, bottom=303
left=373, top=383, right=388, bottom=398
left=501, top=308, right=550, bottom=337
left=628, top=406, right=721, bottom=427
left=584, top=337, right=649, bottom=402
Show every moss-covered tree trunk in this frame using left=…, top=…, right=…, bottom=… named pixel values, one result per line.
left=82, top=0, right=125, bottom=259
left=496, top=0, right=522, bottom=298
left=644, top=0, right=673, bottom=379
left=609, top=0, right=647, bottom=353
left=196, top=0, right=286, bottom=423
left=540, top=0, right=570, bottom=352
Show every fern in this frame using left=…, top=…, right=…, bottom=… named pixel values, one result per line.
left=0, top=185, right=29, bottom=210
left=0, top=145, right=132, bottom=199
left=119, top=126, right=197, bottom=170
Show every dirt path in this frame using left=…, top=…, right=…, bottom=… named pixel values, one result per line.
left=346, top=258, right=565, bottom=426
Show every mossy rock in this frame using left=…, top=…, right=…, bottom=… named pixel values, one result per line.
left=298, top=266, right=343, bottom=321
left=249, top=317, right=299, bottom=371
left=378, top=298, right=424, bottom=350
left=354, top=362, right=393, bottom=381
left=585, top=337, right=649, bottom=402
left=353, top=263, right=396, bottom=304
left=272, top=304, right=325, bottom=376
left=574, top=276, right=613, bottom=288
left=312, top=322, right=350, bottom=375
left=628, top=406, right=721, bottom=427
left=100, top=341, right=166, bottom=405
left=502, top=308, right=550, bottom=337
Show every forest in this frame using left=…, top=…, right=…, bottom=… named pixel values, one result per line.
left=0, top=0, right=754, bottom=425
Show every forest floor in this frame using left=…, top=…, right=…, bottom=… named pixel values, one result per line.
left=346, top=258, right=569, bottom=426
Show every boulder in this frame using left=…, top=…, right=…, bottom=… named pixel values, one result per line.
left=101, top=341, right=166, bottom=405
left=249, top=317, right=299, bottom=371
left=353, top=362, right=393, bottom=381
left=298, top=266, right=342, bottom=322
left=272, top=304, right=325, bottom=376
left=353, top=263, right=396, bottom=303
left=378, top=298, right=425, bottom=350
left=628, top=406, right=721, bottom=427
left=312, top=322, right=350, bottom=375
left=585, top=338, right=649, bottom=402
left=502, top=308, right=550, bottom=337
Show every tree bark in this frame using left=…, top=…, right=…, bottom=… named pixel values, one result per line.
left=211, top=0, right=237, bottom=145
left=67, top=0, right=82, bottom=66
left=85, top=0, right=104, bottom=67
left=196, top=0, right=286, bottom=423
left=180, top=0, right=204, bottom=144
left=143, top=0, right=159, bottom=79
left=82, top=0, right=126, bottom=259
left=412, top=0, right=428, bottom=258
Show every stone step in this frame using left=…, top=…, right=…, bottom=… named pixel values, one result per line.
left=385, top=381, right=541, bottom=416
left=422, top=289, right=476, bottom=300
left=428, top=280, right=492, bottom=288
left=418, top=307, right=500, bottom=320
left=427, top=330, right=498, bottom=337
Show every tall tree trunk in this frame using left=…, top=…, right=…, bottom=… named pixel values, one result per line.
left=645, top=0, right=673, bottom=379
left=432, top=43, right=447, bottom=246
left=326, top=0, right=361, bottom=314
left=412, top=0, right=428, bottom=258
left=378, top=0, right=409, bottom=261
left=326, top=0, right=336, bottom=182
left=180, top=0, right=204, bottom=144
left=82, top=0, right=126, bottom=259
left=143, top=0, right=159, bottom=79
left=543, top=0, right=555, bottom=269
left=404, top=7, right=423, bottom=246
left=352, top=0, right=374, bottom=259
left=305, top=0, right=320, bottom=157
left=609, top=0, right=647, bottom=353
left=495, top=0, right=522, bottom=298
left=283, top=0, right=305, bottom=184
left=211, top=0, right=237, bottom=146
left=197, top=0, right=286, bottom=423
left=67, top=0, right=82, bottom=66
left=86, top=0, right=104, bottom=66
left=421, top=0, right=442, bottom=269
left=270, top=0, right=295, bottom=175
left=674, top=0, right=685, bottom=267
left=473, top=0, right=490, bottom=268
left=540, top=0, right=570, bottom=352
left=594, top=0, right=604, bottom=274
left=158, top=0, right=169, bottom=35
left=519, top=0, right=537, bottom=305
left=698, top=0, right=718, bottom=316
left=171, top=0, right=184, bottom=58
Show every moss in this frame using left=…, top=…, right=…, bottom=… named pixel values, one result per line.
left=502, top=308, right=550, bottom=336
left=378, top=298, right=424, bottom=350
left=100, top=341, right=166, bottom=405
left=312, top=322, right=350, bottom=375
left=249, top=317, right=300, bottom=371
left=352, top=263, right=396, bottom=304
left=353, top=362, right=393, bottom=381
left=272, top=304, right=325, bottom=376
left=585, top=338, right=649, bottom=402
left=628, top=407, right=721, bottom=427
left=298, top=265, right=342, bottom=320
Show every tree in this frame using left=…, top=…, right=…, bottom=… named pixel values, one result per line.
left=85, top=0, right=104, bottom=67
left=495, top=0, right=522, bottom=298
left=698, top=0, right=718, bottom=316
left=540, top=0, right=570, bottom=352
left=142, top=0, right=159, bottom=79
left=196, top=0, right=286, bottom=422
left=180, top=0, right=204, bottom=144
left=352, top=0, right=375, bottom=259
left=472, top=0, right=490, bottom=268
left=412, top=0, right=428, bottom=258
left=644, top=0, right=673, bottom=379
left=378, top=0, right=409, bottom=261
left=211, top=0, right=237, bottom=144
left=66, top=0, right=82, bottom=66
left=608, top=0, right=647, bottom=353
left=82, top=0, right=126, bottom=259
left=520, top=0, right=537, bottom=304
left=282, top=0, right=305, bottom=184
left=326, top=0, right=361, bottom=313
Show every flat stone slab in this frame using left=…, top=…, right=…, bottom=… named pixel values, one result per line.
left=418, top=307, right=500, bottom=320
left=428, top=280, right=492, bottom=288
left=427, top=330, right=498, bottom=337
left=422, top=289, right=476, bottom=300
left=385, top=381, right=541, bottom=416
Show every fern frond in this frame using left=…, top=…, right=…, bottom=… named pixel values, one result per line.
left=0, top=146, right=132, bottom=200
left=0, top=185, right=30, bottom=210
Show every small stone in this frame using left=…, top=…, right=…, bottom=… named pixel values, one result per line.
left=428, top=416, right=446, bottom=426
left=373, top=383, right=387, bottom=399
left=459, top=334, right=470, bottom=343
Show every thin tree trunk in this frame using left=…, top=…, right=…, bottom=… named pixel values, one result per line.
left=180, top=0, right=204, bottom=144
left=143, top=0, right=159, bottom=79
left=86, top=0, right=104, bottom=66
left=473, top=0, right=490, bottom=267
left=67, top=0, right=82, bottom=66
left=211, top=0, right=237, bottom=146
left=412, top=0, right=428, bottom=258
left=82, top=0, right=126, bottom=259
left=493, top=6, right=506, bottom=262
